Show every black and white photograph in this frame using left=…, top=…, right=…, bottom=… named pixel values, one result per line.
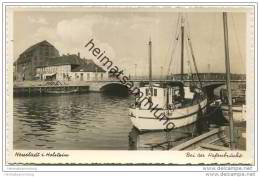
left=12, top=7, right=247, bottom=151
left=2, top=3, right=257, bottom=169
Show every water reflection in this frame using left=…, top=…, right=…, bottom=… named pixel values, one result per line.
left=128, top=106, right=227, bottom=150
left=14, top=93, right=133, bottom=150
left=129, top=124, right=198, bottom=150
left=14, top=93, right=223, bottom=150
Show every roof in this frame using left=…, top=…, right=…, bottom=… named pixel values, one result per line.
left=71, top=62, right=106, bottom=73
left=14, top=40, right=58, bottom=64
left=36, top=55, right=105, bottom=72
left=21, top=40, right=55, bottom=55
left=36, top=55, right=84, bottom=67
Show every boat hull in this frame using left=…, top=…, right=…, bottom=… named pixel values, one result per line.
left=129, top=99, right=207, bottom=131
left=44, top=89, right=78, bottom=94
left=221, top=105, right=246, bottom=123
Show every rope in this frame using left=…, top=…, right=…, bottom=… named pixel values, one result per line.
left=230, top=14, right=245, bottom=71
left=207, top=13, right=218, bottom=72
left=185, top=34, right=194, bottom=79
left=185, top=13, right=191, bottom=38
left=166, top=13, right=182, bottom=77
left=167, top=33, right=180, bottom=77
left=185, top=14, right=203, bottom=89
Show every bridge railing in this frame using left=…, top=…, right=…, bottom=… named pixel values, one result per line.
left=170, top=73, right=246, bottom=81
left=115, top=73, right=246, bottom=81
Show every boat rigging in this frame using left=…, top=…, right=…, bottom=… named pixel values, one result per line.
left=129, top=14, right=208, bottom=131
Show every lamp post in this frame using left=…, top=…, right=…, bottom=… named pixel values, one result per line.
left=160, top=66, right=163, bottom=80
left=95, top=67, right=97, bottom=80
left=208, top=64, right=211, bottom=80
left=134, top=64, right=137, bottom=80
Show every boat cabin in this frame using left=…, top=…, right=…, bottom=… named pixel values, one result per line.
left=135, top=82, right=199, bottom=110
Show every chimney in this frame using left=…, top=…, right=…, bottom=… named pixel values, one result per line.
left=78, top=52, right=80, bottom=58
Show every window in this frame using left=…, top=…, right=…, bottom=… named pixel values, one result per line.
left=146, top=88, right=149, bottom=96
left=87, top=73, right=90, bottom=80
left=154, top=89, right=157, bottom=96
left=146, top=88, right=153, bottom=96
left=45, top=47, right=49, bottom=56
left=150, top=88, right=153, bottom=96
left=101, top=73, right=103, bottom=80
left=80, top=73, right=83, bottom=81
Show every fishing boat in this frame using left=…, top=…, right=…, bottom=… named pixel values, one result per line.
left=129, top=15, right=207, bottom=131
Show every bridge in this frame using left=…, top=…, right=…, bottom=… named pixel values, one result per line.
left=82, top=72, right=246, bottom=98
left=14, top=73, right=246, bottom=97
left=78, top=78, right=244, bottom=97
left=83, top=72, right=245, bottom=90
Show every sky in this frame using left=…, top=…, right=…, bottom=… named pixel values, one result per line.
left=13, top=8, right=247, bottom=76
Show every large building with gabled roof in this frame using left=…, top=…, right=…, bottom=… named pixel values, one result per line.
left=14, top=40, right=60, bottom=81
left=14, top=40, right=108, bottom=82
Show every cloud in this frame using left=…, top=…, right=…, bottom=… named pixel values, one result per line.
left=27, top=15, right=117, bottom=69
left=33, top=27, right=57, bottom=41
left=16, top=12, right=246, bottom=74
left=47, top=15, right=116, bottom=57
left=27, top=16, right=48, bottom=25
left=48, top=14, right=165, bottom=74
left=56, top=17, right=94, bottom=45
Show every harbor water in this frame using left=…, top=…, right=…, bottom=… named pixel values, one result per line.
left=14, top=93, right=134, bottom=150
left=13, top=92, right=243, bottom=150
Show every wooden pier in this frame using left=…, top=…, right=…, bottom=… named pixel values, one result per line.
left=14, top=85, right=89, bottom=96
left=170, top=125, right=246, bottom=151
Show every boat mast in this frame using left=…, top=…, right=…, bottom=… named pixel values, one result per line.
left=180, top=16, right=185, bottom=81
left=149, top=38, right=152, bottom=87
left=223, top=12, right=235, bottom=150
left=187, top=37, right=203, bottom=89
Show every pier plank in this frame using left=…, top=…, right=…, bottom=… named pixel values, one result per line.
left=170, top=127, right=228, bottom=150
left=199, top=143, right=230, bottom=151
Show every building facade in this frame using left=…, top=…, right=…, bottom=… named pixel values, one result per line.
left=15, top=40, right=108, bottom=82
left=70, top=61, right=107, bottom=81
left=35, top=54, right=107, bottom=81
left=14, top=40, right=60, bottom=81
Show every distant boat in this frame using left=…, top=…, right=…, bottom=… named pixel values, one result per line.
left=221, top=104, right=246, bottom=123
left=219, top=88, right=246, bottom=123
left=44, top=88, right=78, bottom=94
left=218, top=12, right=246, bottom=124
left=129, top=15, right=207, bottom=131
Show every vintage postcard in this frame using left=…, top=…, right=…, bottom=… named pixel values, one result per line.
left=1, top=2, right=257, bottom=172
